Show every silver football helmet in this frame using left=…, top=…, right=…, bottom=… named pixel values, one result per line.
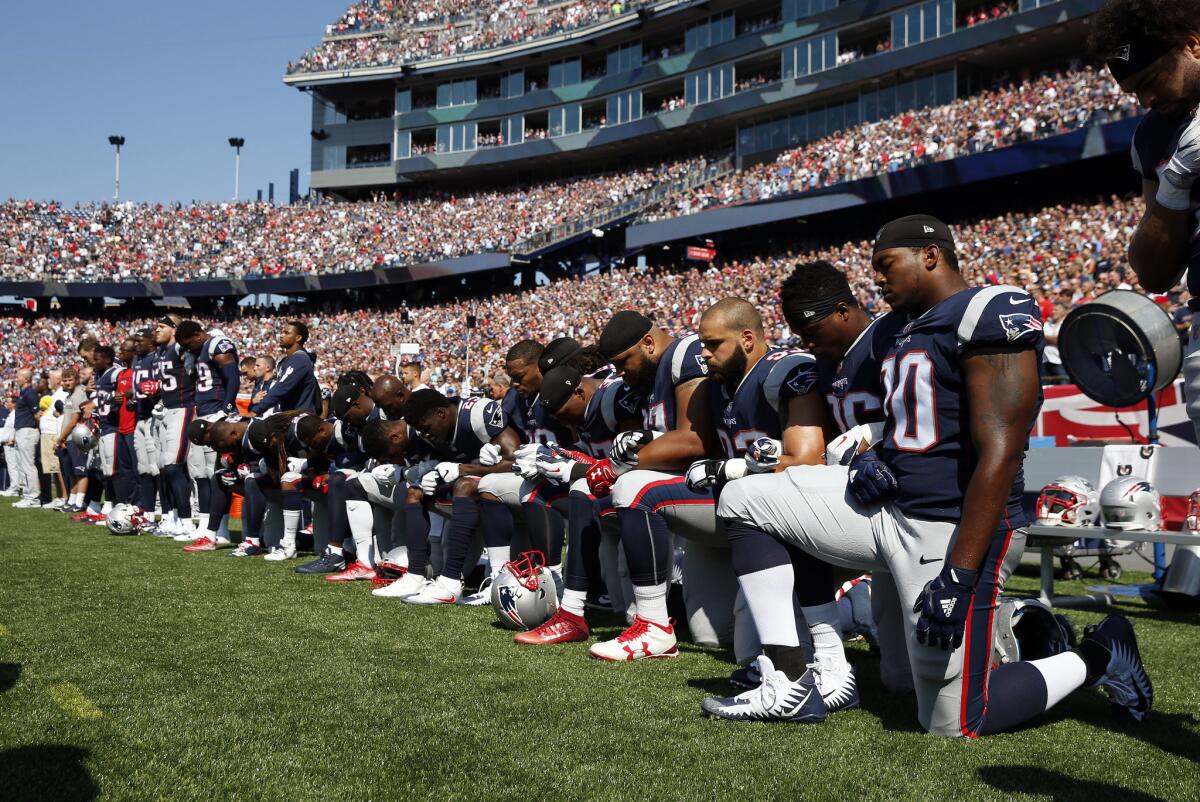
left=70, top=421, right=98, bottom=451
left=1100, top=476, right=1162, bottom=531
left=1035, top=475, right=1100, bottom=527
left=105, top=503, right=146, bottom=536
left=491, top=551, right=559, bottom=631
left=1186, top=489, right=1200, bottom=533
left=992, top=598, right=1076, bottom=666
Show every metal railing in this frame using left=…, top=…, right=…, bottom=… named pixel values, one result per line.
left=514, top=155, right=734, bottom=253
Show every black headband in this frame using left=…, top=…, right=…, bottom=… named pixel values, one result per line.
left=872, top=215, right=956, bottom=257
left=598, top=311, right=653, bottom=360
left=157, top=316, right=177, bottom=328
left=286, top=414, right=313, bottom=454
left=1106, top=32, right=1175, bottom=83
left=789, top=288, right=857, bottom=327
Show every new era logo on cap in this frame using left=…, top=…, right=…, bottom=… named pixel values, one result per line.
left=923, top=225, right=935, bottom=233
left=803, top=310, right=816, bottom=318
left=1110, top=44, right=1131, bottom=61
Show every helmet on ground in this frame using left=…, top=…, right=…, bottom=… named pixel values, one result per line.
left=106, top=503, right=146, bottom=536
left=1035, top=475, right=1100, bottom=527
left=992, top=598, right=1076, bottom=667
left=491, top=551, right=558, bottom=631
left=70, top=421, right=98, bottom=451
left=1099, top=477, right=1162, bottom=531
left=371, top=562, right=407, bottom=589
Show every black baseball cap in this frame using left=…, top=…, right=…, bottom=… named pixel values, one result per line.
left=540, top=366, right=583, bottom=413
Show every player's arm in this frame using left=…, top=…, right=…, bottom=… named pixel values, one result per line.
left=629, top=377, right=711, bottom=471
left=458, top=426, right=522, bottom=477
left=250, top=362, right=302, bottom=415
left=776, top=391, right=830, bottom=469
left=1129, top=178, right=1191, bottom=292
left=954, top=345, right=1042, bottom=571
left=213, top=352, right=241, bottom=410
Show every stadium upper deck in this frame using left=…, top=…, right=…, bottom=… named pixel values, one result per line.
left=287, top=0, right=1102, bottom=195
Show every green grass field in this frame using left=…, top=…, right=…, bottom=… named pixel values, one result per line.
left=1, top=505, right=1198, bottom=802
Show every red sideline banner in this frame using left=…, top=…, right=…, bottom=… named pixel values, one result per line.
left=686, top=246, right=716, bottom=261
left=1035, top=378, right=1196, bottom=448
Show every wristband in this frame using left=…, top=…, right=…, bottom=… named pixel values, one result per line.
left=1155, top=178, right=1194, bottom=211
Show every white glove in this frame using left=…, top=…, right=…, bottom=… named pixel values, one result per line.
left=685, top=458, right=748, bottom=492
left=151, top=401, right=166, bottom=421
left=406, top=459, right=440, bottom=486
left=611, top=430, right=658, bottom=469
left=478, top=442, right=503, bottom=467
left=371, top=463, right=399, bottom=486
left=435, top=461, right=460, bottom=484
left=534, top=450, right=578, bottom=483
left=420, top=469, right=440, bottom=496
left=1157, top=107, right=1200, bottom=210
left=513, top=442, right=546, bottom=462
left=825, top=422, right=886, bottom=466
left=745, top=437, right=783, bottom=473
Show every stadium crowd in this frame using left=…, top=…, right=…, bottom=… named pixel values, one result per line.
left=289, top=0, right=647, bottom=74
left=0, top=156, right=711, bottom=283
left=1, top=193, right=1187, bottom=396
left=2, top=65, right=1137, bottom=285
left=644, top=65, right=1138, bottom=220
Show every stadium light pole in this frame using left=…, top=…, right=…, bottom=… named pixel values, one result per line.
left=107, top=135, right=125, bottom=201
left=228, top=137, right=245, bottom=201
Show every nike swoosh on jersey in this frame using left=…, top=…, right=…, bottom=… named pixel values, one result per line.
left=1008, top=296, right=1027, bottom=305
left=918, top=556, right=943, bottom=565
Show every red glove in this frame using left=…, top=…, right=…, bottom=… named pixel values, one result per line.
left=309, top=473, right=329, bottom=494
left=218, top=452, right=236, bottom=469
left=586, top=458, right=618, bottom=497
left=557, top=447, right=598, bottom=468
left=138, top=379, right=160, bottom=397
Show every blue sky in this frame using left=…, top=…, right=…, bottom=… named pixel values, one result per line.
left=0, top=1, right=340, bottom=205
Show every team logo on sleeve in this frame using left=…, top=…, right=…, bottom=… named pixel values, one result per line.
left=695, top=355, right=709, bottom=374
left=998, top=313, right=1043, bottom=342
left=487, top=403, right=504, bottom=429
left=786, top=368, right=818, bottom=397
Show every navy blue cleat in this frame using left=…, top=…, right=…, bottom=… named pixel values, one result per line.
left=294, top=550, right=347, bottom=574
left=1082, top=614, right=1152, bottom=723
left=729, top=661, right=763, bottom=690
left=702, top=657, right=828, bottom=724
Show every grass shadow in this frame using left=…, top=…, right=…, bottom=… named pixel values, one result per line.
left=0, top=663, right=20, bottom=694
left=0, top=745, right=98, bottom=802
left=977, top=764, right=1167, bottom=801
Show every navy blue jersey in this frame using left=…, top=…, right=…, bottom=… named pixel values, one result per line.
left=577, top=376, right=642, bottom=458
left=132, top=352, right=158, bottom=420
left=1132, top=111, right=1200, bottom=304
left=14, top=386, right=38, bottom=429
left=645, top=334, right=709, bottom=433
left=330, top=405, right=383, bottom=469
left=251, top=350, right=317, bottom=415
left=709, top=349, right=817, bottom=459
left=195, top=333, right=239, bottom=415
left=445, top=396, right=508, bottom=462
left=879, top=286, right=1044, bottom=523
left=95, top=367, right=121, bottom=435
left=822, top=312, right=905, bottom=432
left=155, top=344, right=194, bottom=410
left=502, top=387, right=573, bottom=446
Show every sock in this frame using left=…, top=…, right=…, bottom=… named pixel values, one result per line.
left=329, top=543, right=344, bottom=556
left=564, top=491, right=600, bottom=596
left=71, top=492, right=83, bottom=506
left=282, top=506, right=301, bottom=551
left=87, top=500, right=101, bottom=514
left=345, top=499, right=375, bottom=566
left=245, top=536, right=261, bottom=546
left=215, top=515, right=231, bottom=541
left=632, top=583, right=670, bottom=626
left=837, top=594, right=856, bottom=637
left=405, top=502, right=430, bottom=576
left=763, top=643, right=813, bottom=683
left=737, top=565, right=801, bottom=647
left=485, top=545, right=511, bottom=573
left=1030, top=651, right=1089, bottom=708
left=440, top=497, right=480, bottom=581
left=562, top=588, right=587, bottom=617
left=480, top=498, right=513, bottom=553
left=1076, top=640, right=1110, bottom=684
left=802, top=602, right=848, bottom=668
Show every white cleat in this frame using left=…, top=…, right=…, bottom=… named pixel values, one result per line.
left=700, top=656, right=828, bottom=723
left=12, top=498, right=41, bottom=509
left=459, top=574, right=496, bottom=606
left=401, top=577, right=462, bottom=605
left=42, top=498, right=65, bottom=510
left=588, top=616, right=678, bottom=661
left=372, top=571, right=426, bottom=598
left=173, top=529, right=203, bottom=542
left=263, top=544, right=298, bottom=562
left=812, top=658, right=860, bottom=713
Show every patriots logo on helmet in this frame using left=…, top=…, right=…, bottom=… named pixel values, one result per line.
left=497, top=585, right=524, bottom=626
left=998, top=313, right=1043, bottom=342
left=1123, top=480, right=1153, bottom=498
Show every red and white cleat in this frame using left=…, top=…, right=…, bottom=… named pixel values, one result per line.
left=514, top=608, right=590, bottom=645
left=324, top=560, right=376, bottom=582
left=588, top=616, right=678, bottom=661
left=182, top=536, right=230, bottom=553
